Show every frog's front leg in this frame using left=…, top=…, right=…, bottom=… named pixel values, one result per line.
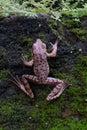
left=44, top=77, right=69, bottom=101
left=22, top=59, right=33, bottom=67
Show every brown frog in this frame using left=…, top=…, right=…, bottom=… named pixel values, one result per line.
left=11, top=39, right=68, bottom=101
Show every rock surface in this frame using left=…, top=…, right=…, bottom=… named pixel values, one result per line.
left=0, top=15, right=87, bottom=98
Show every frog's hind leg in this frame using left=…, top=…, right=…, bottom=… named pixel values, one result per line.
left=46, top=82, right=68, bottom=101
left=21, top=74, right=40, bottom=97
left=44, top=77, right=69, bottom=101
left=10, top=74, right=34, bottom=98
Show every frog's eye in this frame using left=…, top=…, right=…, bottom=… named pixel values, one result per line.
left=42, top=45, right=44, bottom=49
left=42, top=44, right=46, bottom=49
left=33, top=44, right=36, bottom=49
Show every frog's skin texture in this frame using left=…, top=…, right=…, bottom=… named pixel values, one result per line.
left=12, top=39, right=68, bottom=101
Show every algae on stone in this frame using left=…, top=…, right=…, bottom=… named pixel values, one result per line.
left=0, top=69, right=9, bottom=80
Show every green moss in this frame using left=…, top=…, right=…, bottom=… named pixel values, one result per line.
left=48, top=19, right=64, bottom=41
left=0, top=86, right=87, bottom=130
left=21, top=37, right=33, bottom=60
left=71, top=28, right=87, bottom=36
left=0, top=102, right=15, bottom=116
left=38, top=33, right=47, bottom=43
left=67, top=86, right=87, bottom=113
left=65, top=56, right=87, bottom=114
left=54, top=73, right=78, bottom=85
left=73, top=56, right=87, bottom=86
left=0, top=56, right=87, bottom=129
left=49, top=118, right=87, bottom=130
left=71, top=28, right=87, bottom=41
left=0, top=128, right=5, bottom=130
left=48, top=19, right=57, bottom=28
left=48, top=19, right=59, bottom=38
left=22, top=37, right=33, bottom=47
left=0, top=14, right=5, bottom=20
left=54, top=56, right=87, bottom=115
left=54, top=73, right=67, bottom=79
left=21, top=49, right=33, bottom=65
left=62, top=8, right=87, bottom=19
left=62, top=19, right=80, bottom=28
left=0, top=69, right=9, bottom=80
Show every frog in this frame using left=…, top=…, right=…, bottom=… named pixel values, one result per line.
left=11, top=39, right=68, bottom=101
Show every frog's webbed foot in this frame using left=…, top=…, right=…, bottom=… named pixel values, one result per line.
left=10, top=75, right=34, bottom=98
left=10, top=75, right=25, bottom=91
left=46, top=83, right=69, bottom=101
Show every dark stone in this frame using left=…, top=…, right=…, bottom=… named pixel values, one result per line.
left=0, top=15, right=87, bottom=99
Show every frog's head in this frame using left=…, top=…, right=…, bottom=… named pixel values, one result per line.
left=33, top=39, right=46, bottom=54
left=35, top=39, right=46, bottom=48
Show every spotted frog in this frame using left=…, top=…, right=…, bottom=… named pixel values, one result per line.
left=11, top=39, right=68, bottom=101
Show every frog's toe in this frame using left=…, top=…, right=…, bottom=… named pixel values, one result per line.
left=28, top=91, right=34, bottom=99
left=46, top=85, right=63, bottom=101
left=46, top=96, right=52, bottom=101
left=46, top=94, right=55, bottom=101
left=31, top=93, right=34, bottom=98
left=46, top=83, right=70, bottom=101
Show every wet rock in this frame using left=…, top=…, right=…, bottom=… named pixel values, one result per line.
left=0, top=80, right=19, bottom=101
left=0, top=15, right=87, bottom=98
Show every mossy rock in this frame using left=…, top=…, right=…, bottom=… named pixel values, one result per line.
left=73, top=56, right=87, bottom=86
left=0, top=69, right=9, bottom=80
left=71, top=28, right=87, bottom=36
left=0, top=14, right=5, bottom=21
left=62, top=19, right=80, bottom=28
left=71, top=28, right=87, bottom=41
left=22, top=37, right=33, bottom=47
left=48, top=19, right=57, bottom=28
left=62, top=8, right=87, bottom=19
left=38, top=33, right=47, bottom=42
left=0, top=51, right=4, bottom=59
left=0, top=89, right=87, bottom=130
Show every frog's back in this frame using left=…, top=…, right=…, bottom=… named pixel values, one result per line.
left=33, top=50, right=49, bottom=80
